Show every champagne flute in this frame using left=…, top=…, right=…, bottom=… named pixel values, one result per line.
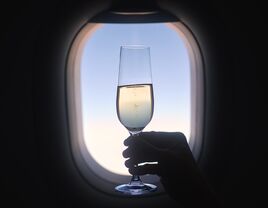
left=115, top=45, right=157, bottom=195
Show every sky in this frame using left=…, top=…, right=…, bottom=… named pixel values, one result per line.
left=80, top=23, right=190, bottom=175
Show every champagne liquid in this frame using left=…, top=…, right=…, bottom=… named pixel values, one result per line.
left=117, top=84, right=154, bottom=134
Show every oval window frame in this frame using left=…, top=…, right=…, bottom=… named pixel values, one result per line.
left=66, top=21, right=204, bottom=196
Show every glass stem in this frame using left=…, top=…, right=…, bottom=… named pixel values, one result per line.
left=129, top=131, right=144, bottom=186
left=129, top=175, right=143, bottom=186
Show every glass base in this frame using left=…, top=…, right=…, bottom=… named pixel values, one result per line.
left=115, top=183, right=157, bottom=195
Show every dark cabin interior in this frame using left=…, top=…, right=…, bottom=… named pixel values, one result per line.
left=1, top=0, right=265, bottom=207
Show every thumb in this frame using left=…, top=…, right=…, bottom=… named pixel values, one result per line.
left=129, top=163, right=160, bottom=175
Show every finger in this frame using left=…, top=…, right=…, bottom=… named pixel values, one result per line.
left=122, top=147, right=131, bottom=158
left=123, top=143, right=160, bottom=162
left=129, top=163, right=160, bottom=175
left=123, top=145, right=143, bottom=158
left=123, top=135, right=139, bottom=146
left=124, top=158, right=145, bottom=168
left=123, top=138, right=149, bottom=156
left=123, top=132, right=158, bottom=146
left=123, top=136, right=131, bottom=146
left=125, top=157, right=159, bottom=168
left=124, top=158, right=135, bottom=168
left=123, top=133, right=158, bottom=149
left=123, top=141, right=156, bottom=158
left=140, top=131, right=188, bottom=150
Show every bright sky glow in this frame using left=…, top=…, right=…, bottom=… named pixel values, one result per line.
left=81, top=23, right=190, bottom=175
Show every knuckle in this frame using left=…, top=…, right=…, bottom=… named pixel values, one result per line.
left=124, top=160, right=129, bottom=167
left=124, top=159, right=134, bottom=168
left=122, top=149, right=129, bottom=158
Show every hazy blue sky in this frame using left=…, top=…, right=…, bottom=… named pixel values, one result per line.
left=81, top=23, right=190, bottom=175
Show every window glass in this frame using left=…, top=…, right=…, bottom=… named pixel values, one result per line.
left=81, top=23, right=190, bottom=175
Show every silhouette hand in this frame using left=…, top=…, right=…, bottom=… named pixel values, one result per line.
left=123, top=131, right=221, bottom=208
left=123, top=131, right=196, bottom=178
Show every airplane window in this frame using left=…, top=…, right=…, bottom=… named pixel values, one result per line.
left=67, top=21, right=203, bottom=194
left=81, top=23, right=190, bottom=175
